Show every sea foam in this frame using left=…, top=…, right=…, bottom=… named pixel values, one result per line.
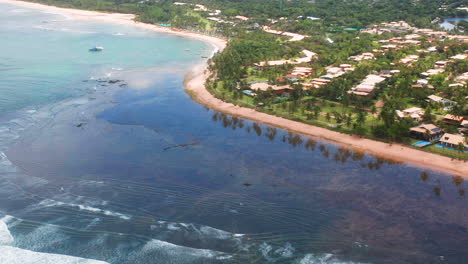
left=298, top=253, right=370, bottom=264
left=0, top=246, right=110, bottom=264
left=0, top=218, right=14, bottom=245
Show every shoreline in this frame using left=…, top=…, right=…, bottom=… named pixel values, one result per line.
left=3, top=0, right=467, bottom=177
left=186, top=70, right=468, bottom=177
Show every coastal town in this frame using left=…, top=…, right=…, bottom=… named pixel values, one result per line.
left=197, top=7, right=468, bottom=159
left=2, top=0, right=468, bottom=263
left=19, top=0, right=466, bottom=162
left=127, top=0, right=468, bottom=160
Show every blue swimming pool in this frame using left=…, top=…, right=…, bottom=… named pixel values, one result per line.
left=412, top=141, right=431, bottom=147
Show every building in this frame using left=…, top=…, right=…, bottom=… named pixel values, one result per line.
left=443, top=114, right=465, bottom=125
left=420, top=68, right=445, bottom=78
left=397, top=107, right=424, bottom=121
left=410, top=124, right=443, bottom=141
left=348, top=74, right=386, bottom=97
left=439, top=133, right=468, bottom=151
left=400, top=55, right=419, bottom=64
left=450, top=54, right=468, bottom=60
left=290, top=67, right=313, bottom=77
left=250, top=82, right=294, bottom=95
left=427, top=95, right=456, bottom=105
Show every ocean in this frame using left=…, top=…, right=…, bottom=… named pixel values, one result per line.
left=0, top=2, right=467, bottom=264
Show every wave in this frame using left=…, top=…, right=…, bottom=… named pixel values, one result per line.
left=0, top=246, right=110, bottom=264
left=298, top=253, right=370, bottom=264
left=8, top=8, right=31, bottom=14
left=32, top=25, right=97, bottom=34
left=126, top=239, right=231, bottom=261
left=0, top=216, right=14, bottom=245
left=38, top=199, right=131, bottom=220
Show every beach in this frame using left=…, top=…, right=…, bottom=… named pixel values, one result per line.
left=2, top=0, right=467, bottom=177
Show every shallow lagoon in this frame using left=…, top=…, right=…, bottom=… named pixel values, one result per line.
left=0, top=3, right=467, bottom=264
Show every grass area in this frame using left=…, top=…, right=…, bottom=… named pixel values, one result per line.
left=186, top=10, right=213, bottom=31
left=245, top=76, right=268, bottom=82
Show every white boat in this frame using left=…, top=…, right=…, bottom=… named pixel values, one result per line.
left=89, top=46, right=104, bottom=52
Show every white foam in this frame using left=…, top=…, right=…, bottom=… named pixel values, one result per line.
left=0, top=218, right=14, bottom=245
left=259, top=242, right=273, bottom=259
left=9, top=9, right=30, bottom=13
left=298, top=253, right=370, bottom=264
left=166, top=223, right=180, bottom=231
left=38, top=199, right=131, bottom=220
left=0, top=152, right=12, bottom=166
left=141, top=239, right=230, bottom=260
left=274, top=242, right=295, bottom=257
left=0, top=246, right=110, bottom=264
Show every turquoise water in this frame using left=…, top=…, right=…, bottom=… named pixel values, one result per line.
left=1, top=3, right=468, bottom=264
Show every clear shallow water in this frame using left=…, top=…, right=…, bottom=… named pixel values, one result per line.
left=0, top=3, right=468, bottom=264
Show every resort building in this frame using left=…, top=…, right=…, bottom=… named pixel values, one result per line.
left=439, top=133, right=468, bottom=151
left=410, top=124, right=443, bottom=141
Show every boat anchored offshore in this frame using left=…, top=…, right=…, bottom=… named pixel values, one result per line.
left=89, top=46, right=104, bottom=52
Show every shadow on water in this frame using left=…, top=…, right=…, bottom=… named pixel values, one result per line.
left=210, top=111, right=400, bottom=173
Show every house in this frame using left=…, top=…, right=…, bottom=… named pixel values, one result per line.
left=439, top=133, right=468, bottom=151
left=290, top=67, right=313, bottom=77
left=235, top=16, right=249, bottom=21
left=420, top=69, right=445, bottom=78
left=284, top=75, right=300, bottom=82
left=435, top=61, right=449, bottom=68
left=349, top=52, right=375, bottom=62
left=400, top=55, right=419, bottom=64
left=449, top=83, right=465, bottom=88
left=450, top=54, right=467, bottom=60
left=410, top=124, right=443, bottom=141
left=348, top=74, right=386, bottom=97
left=443, top=114, right=465, bottom=125
left=400, top=107, right=424, bottom=121
left=417, top=79, right=429, bottom=86
left=250, top=82, right=294, bottom=95
left=462, top=120, right=468, bottom=128
left=455, top=72, right=468, bottom=83
left=382, top=44, right=399, bottom=50
left=427, top=95, right=456, bottom=105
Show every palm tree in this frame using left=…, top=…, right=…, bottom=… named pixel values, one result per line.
left=457, top=142, right=465, bottom=160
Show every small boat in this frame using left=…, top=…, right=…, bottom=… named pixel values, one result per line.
left=89, top=46, right=104, bottom=52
